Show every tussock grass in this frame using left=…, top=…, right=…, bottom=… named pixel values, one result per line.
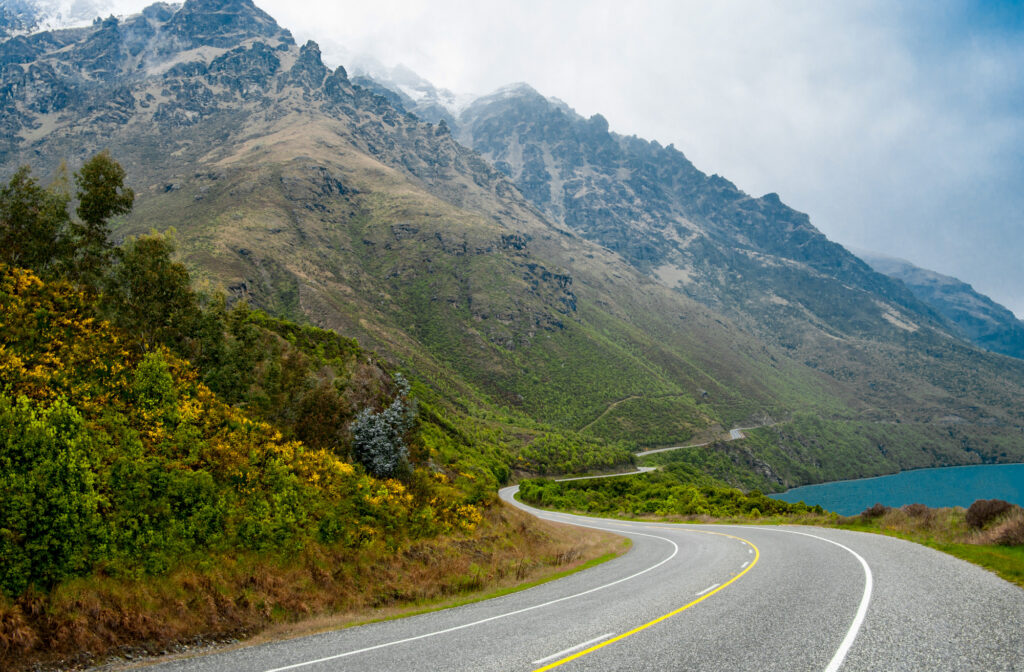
left=821, top=501, right=1024, bottom=588
left=0, top=504, right=623, bottom=671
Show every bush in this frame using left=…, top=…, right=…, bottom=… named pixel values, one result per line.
left=861, top=502, right=889, bottom=518
left=966, top=499, right=1016, bottom=529
left=351, top=374, right=416, bottom=479
left=901, top=503, right=931, bottom=518
left=991, top=516, right=1024, bottom=546
left=0, top=395, right=100, bottom=595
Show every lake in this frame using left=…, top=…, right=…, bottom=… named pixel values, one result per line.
left=769, top=463, right=1024, bottom=516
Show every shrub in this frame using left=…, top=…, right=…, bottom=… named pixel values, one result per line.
left=351, top=374, right=416, bottom=479
left=991, top=515, right=1024, bottom=546
left=861, top=502, right=889, bottom=518
left=966, top=499, right=1016, bottom=529
left=902, top=503, right=931, bottom=518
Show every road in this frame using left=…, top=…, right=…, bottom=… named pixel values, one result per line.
left=141, top=487, right=1024, bottom=672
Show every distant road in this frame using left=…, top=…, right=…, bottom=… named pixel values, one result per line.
left=636, top=423, right=769, bottom=457
left=141, top=488, right=1024, bottom=671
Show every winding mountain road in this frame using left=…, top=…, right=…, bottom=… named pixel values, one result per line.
left=142, top=486, right=1024, bottom=671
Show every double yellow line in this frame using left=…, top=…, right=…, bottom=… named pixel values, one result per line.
left=533, top=530, right=761, bottom=671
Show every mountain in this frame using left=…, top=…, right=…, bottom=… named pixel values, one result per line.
left=3, top=0, right=1024, bottom=491
left=455, top=83, right=945, bottom=340
left=857, top=250, right=1024, bottom=360
left=0, top=0, right=108, bottom=36
left=347, top=56, right=467, bottom=130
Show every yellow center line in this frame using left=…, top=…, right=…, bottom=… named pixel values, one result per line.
left=532, top=531, right=761, bottom=672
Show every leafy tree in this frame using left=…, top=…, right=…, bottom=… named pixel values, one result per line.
left=351, top=374, right=416, bottom=479
left=0, top=395, right=100, bottom=595
left=72, top=151, right=134, bottom=287
left=0, top=166, right=73, bottom=275
left=103, top=231, right=198, bottom=349
left=132, top=350, right=178, bottom=419
left=0, top=152, right=133, bottom=290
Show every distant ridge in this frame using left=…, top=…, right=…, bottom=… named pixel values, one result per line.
left=856, top=248, right=1024, bottom=360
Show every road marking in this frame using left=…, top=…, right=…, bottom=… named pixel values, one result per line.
left=695, top=583, right=720, bottom=596
left=262, top=524, right=679, bottom=672
left=769, top=529, right=873, bottom=672
left=510, top=489, right=872, bottom=672
left=741, top=561, right=749, bottom=569
left=533, top=532, right=761, bottom=672
left=532, top=632, right=617, bottom=665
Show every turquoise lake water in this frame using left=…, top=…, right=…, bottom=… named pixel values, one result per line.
left=769, top=463, right=1024, bottom=516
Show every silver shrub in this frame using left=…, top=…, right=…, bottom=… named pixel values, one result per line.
left=351, top=374, right=416, bottom=479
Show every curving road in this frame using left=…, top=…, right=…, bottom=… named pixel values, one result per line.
left=141, top=487, right=1024, bottom=672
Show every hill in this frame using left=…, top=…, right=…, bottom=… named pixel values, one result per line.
left=857, top=250, right=1024, bottom=360
left=0, top=173, right=618, bottom=667
left=1, top=0, right=1023, bottom=493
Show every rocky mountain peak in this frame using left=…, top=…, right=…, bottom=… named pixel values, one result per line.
left=162, top=0, right=288, bottom=50
left=287, top=39, right=328, bottom=89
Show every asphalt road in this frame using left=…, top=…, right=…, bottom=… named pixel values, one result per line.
left=141, top=487, right=1024, bottom=671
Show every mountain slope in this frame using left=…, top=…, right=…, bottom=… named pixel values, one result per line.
left=858, top=250, right=1024, bottom=360
left=2, top=0, right=1024, bottom=489
left=447, top=84, right=1024, bottom=416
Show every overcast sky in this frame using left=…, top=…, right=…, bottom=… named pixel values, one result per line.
left=99, top=0, right=1024, bottom=316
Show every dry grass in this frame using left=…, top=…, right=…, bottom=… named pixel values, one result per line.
left=0, top=503, right=623, bottom=672
left=835, top=501, right=1024, bottom=547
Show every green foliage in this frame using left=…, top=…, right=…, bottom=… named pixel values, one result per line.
left=518, top=433, right=634, bottom=476
left=0, top=395, right=100, bottom=595
left=0, top=166, right=73, bottom=276
left=132, top=351, right=177, bottom=416
left=75, top=151, right=134, bottom=229
left=73, top=151, right=134, bottom=287
left=0, top=152, right=135, bottom=291
left=518, top=465, right=819, bottom=519
left=0, top=264, right=484, bottom=598
left=104, top=232, right=198, bottom=348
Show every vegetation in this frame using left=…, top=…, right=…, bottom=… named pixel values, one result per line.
left=0, top=157, right=627, bottom=668
left=832, top=500, right=1024, bottom=588
left=518, top=465, right=822, bottom=519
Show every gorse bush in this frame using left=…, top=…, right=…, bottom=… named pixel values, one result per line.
left=0, top=261, right=479, bottom=597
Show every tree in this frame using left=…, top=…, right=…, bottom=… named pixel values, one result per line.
left=0, top=166, right=73, bottom=275
left=72, top=151, right=134, bottom=287
left=103, top=232, right=198, bottom=349
left=351, top=374, right=416, bottom=479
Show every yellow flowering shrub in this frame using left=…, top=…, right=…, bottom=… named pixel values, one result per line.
left=0, top=265, right=481, bottom=595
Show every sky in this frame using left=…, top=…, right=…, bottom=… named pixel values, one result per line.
left=67, top=0, right=1024, bottom=316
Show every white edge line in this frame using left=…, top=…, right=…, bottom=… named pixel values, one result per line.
left=695, top=583, right=720, bottom=596
left=532, top=632, right=617, bottom=665
left=771, top=529, right=873, bottom=672
left=263, top=513, right=679, bottom=671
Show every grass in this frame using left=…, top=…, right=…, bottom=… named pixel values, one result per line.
left=0, top=503, right=626, bottom=672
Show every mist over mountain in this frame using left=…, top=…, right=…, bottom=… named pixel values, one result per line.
left=0, top=0, right=111, bottom=35
left=857, top=250, right=1024, bottom=361
left=3, top=0, right=1024, bottom=491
